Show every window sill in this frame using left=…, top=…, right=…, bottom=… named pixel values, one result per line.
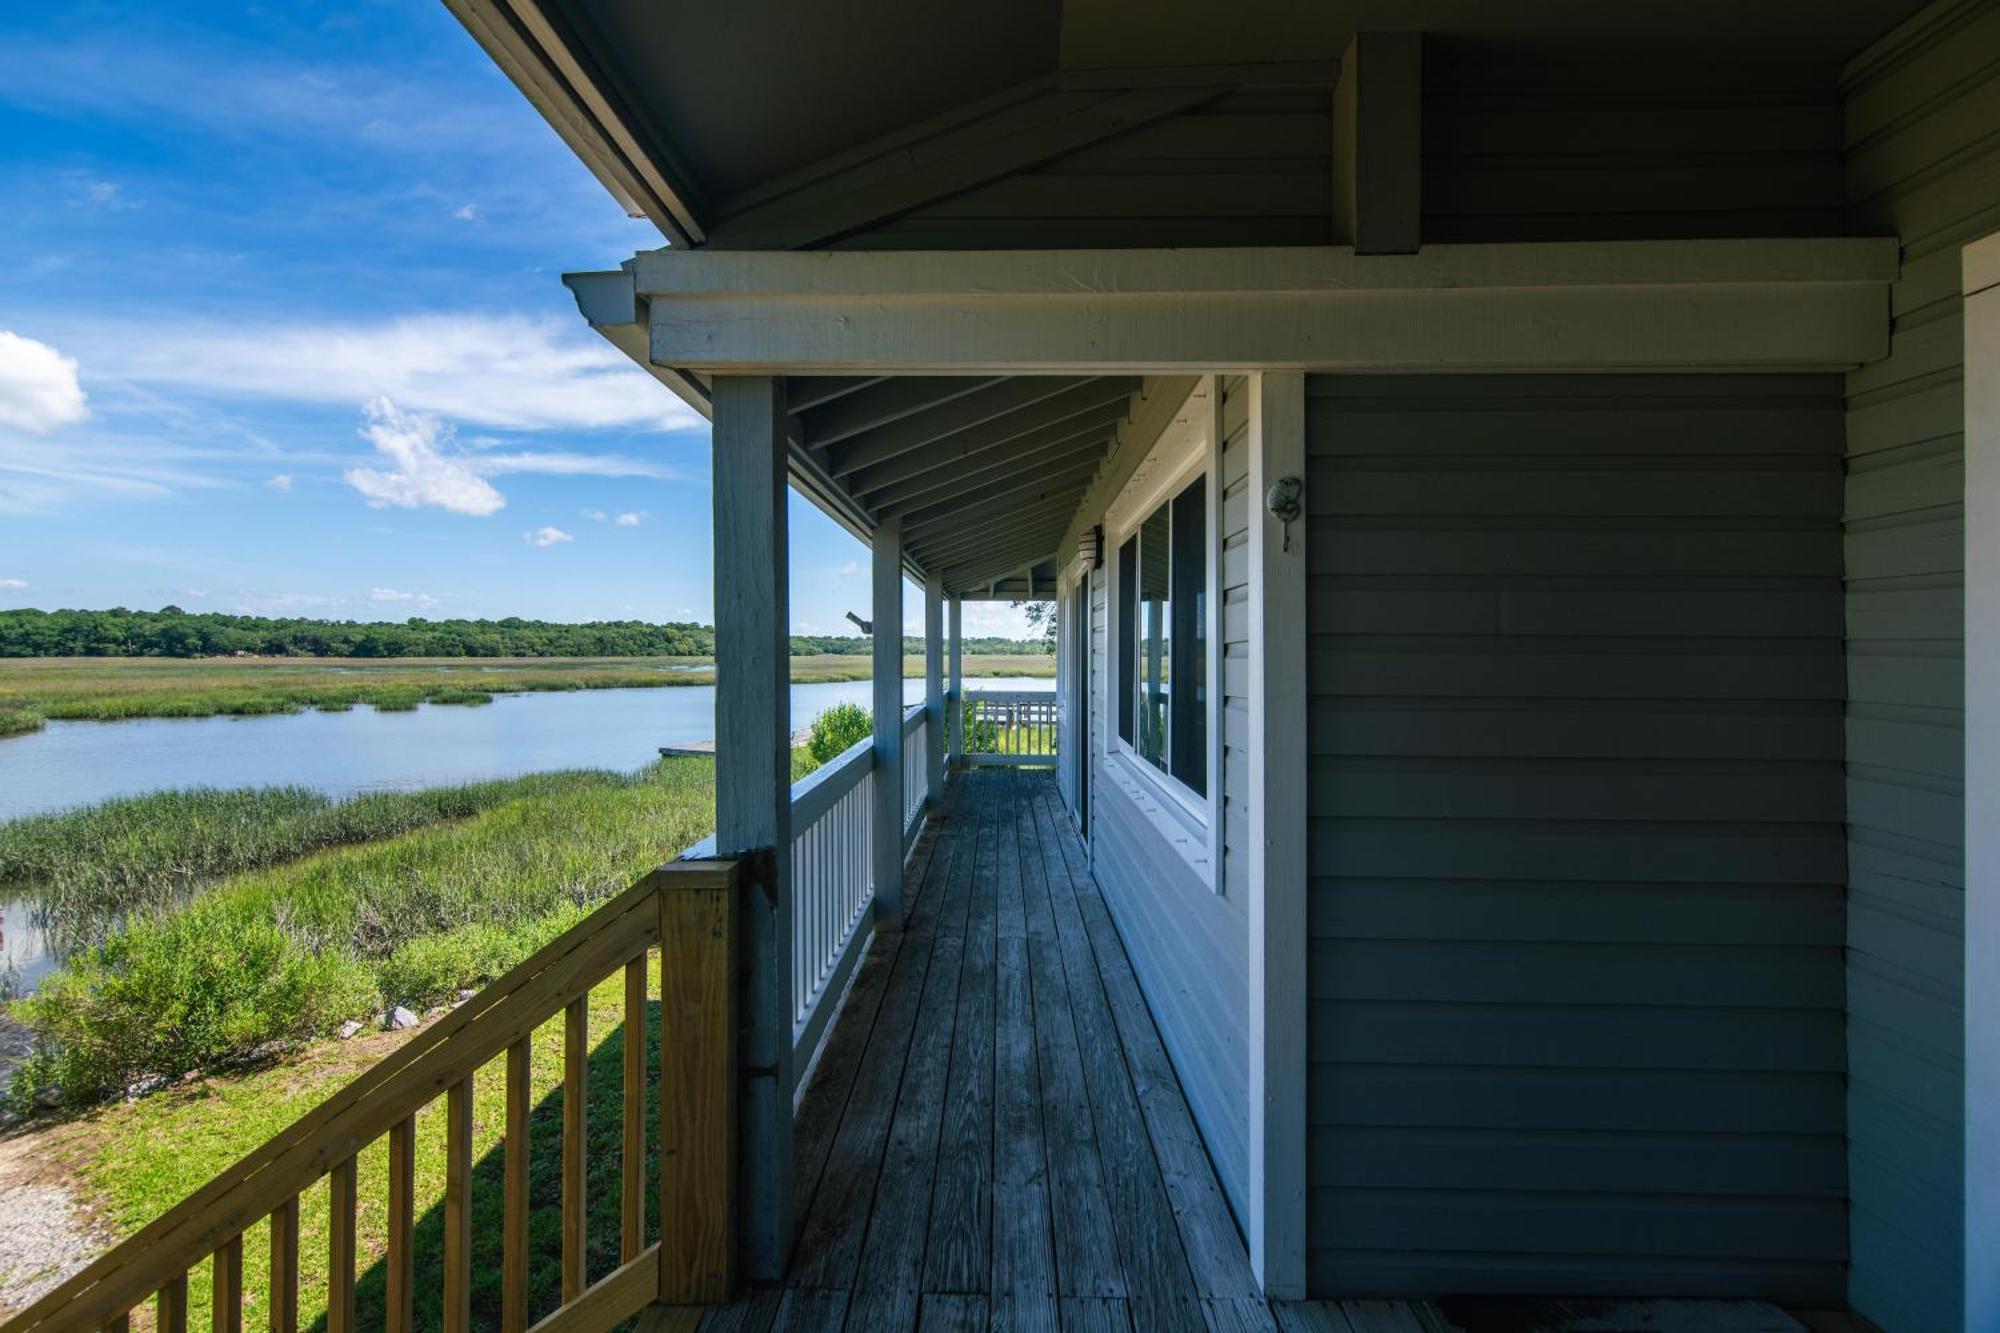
left=1102, top=749, right=1215, bottom=889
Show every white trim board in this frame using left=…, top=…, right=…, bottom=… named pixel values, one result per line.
left=602, top=239, right=1899, bottom=374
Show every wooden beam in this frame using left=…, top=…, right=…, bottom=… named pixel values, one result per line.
left=799, top=376, right=1005, bottom=449
left=826, top=376, right=1115, bottom=478
left=784, top=376, right=887, bottom=413
left=897, top=455, right=1106, bottom=530
left=912, top=512, right=1086, bottom=580
left=913, top=497, right=1081, bottom=556
left=942, top=537, right=1078, bottom=592
left=632, top=239, right=1899, bottom=373
left=865, top=427, right=1112, bottom=515
left=1332, top=32, right=1422, bottom=254
left=872, top=515, right=906, bottom=928
left=923, top=512, right=1078, bottom=573
left=709, top=376, right=794, bottom=1282
left=848, top=406, right=1126, bottom=503
left=707, top=84, right=1228, bottom=249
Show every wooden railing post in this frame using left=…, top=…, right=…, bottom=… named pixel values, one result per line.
left=656, top=861, right=740, bottom=1305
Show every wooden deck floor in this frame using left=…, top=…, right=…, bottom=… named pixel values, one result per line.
left=695, top=768, right=1412, bottom=1333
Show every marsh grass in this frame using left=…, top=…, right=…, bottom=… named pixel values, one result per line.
left=0, top=774, right=638, bottom=953
left=0, top=653, right=1052, bottom=728
left=8, top=758, right=720, bottom=1105
left=0, top=708, right=44, bottom=737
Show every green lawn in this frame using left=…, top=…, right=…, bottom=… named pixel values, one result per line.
left=36, top=961, right=655, bottom=1330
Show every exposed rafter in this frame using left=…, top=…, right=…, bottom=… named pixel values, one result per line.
left=897, top=456, right=1105, bottom=530
left=797, top=377, right=1005, bottom=449
left=825, top=377, right=1116, bottom=477
left=845, top=400, right=1129, bottom=498
left=785, top=376, right=888, bottom=414
left=864, top=425, right=1112, bottom=513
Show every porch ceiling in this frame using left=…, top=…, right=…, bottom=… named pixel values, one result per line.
left=788, top=373, right=1132, bottom=594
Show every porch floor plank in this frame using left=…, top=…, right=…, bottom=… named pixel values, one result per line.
left=700, top=768, right=1423, bottom=1332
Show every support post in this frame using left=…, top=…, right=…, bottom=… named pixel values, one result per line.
left=1332, top=31, right=1422, bottom=255
left=708, top=375, right=793, bottom=1282
left=873, top=514, right=906, bottom=926
left=655, top=862, right=738, bottom=1304
left=1966, top=232, right=2000, bottom=1332
left=1247, top=372, right=1309, bottom=1297
left=948, top=597, right=964, bottom=764
left=925, top=573, right=945, bottom=803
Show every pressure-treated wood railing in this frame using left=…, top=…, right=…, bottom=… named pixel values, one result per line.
left=1, top=860, right=741, bottom=1333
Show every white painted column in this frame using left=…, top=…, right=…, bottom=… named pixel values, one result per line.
left=872, top=514, right=905, bottom=927
left=708, top=375, right=794, bottom=1281
left=1247, top=371, right=1308, bottom=1297
left=1964, top=232, right=2000, bottom=1331
left=925, top=572, right=945, bottom=803
left=948, top=597, right=964, bottom=764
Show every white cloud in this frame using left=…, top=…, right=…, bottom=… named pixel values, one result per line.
left=453, top=203, right=479, bottom=222
left=0, top=330, right=89, bottom=432
left=0, top=578, right=27, bottom=590
left=266, top=473, right=294, bottom=491
left=233, top=591, right=343, bottom=614
left=580, top=507, right=607, bottom=522
left=369, top=587, right=416, bottom=602
left=615, top=511, right=645, bottom=527
left=90, top=312, right=700, bottom=432
left=524, top=526, right=573, bottom=548
left=344, top=398, right=505, bottom=517
left=836, top=560, right=860, bottom=577
left=479, top=452, right=673, bottom=480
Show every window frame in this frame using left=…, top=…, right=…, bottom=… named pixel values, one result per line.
left=1104, top=383, right=1223, bottom=871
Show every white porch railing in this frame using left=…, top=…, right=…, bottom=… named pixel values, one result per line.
left=903, top=702, right=928, bottom=853
left=962, top=690, right=1058, bottom=765
left=683, top=703, right=939, bottom=1070
left=787, top=736, right=876, bottom=1065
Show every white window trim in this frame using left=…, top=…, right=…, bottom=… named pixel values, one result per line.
left=1105, top=378, right=1224, bottom=890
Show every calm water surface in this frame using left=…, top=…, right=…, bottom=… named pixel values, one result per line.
left=0, top=676, right=1052, bottom=991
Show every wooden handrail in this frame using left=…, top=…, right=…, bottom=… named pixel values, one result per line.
left=1, top=860, right=740, bottom=1333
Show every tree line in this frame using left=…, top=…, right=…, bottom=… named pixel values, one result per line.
left=0, top=607, right=1050, bottom=659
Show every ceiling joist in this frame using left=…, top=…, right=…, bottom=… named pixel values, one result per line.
left=825, top=375, right=1109, bottom=478
left=845, top=398, right=1129, bottom=499
left=798, top=375, right=1005, bottom=449
left=866, top=425, right=1112, bottom=514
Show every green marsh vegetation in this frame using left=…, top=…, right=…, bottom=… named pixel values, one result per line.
left=0, top=652, right=1051, bottom=734
left=4, top=758, right=721, bottom=1108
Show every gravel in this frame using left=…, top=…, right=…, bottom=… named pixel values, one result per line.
left=0, top=1152, right=108, bottom=1316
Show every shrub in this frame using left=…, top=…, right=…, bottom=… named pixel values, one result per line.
left=13, top=909, right=380, bottom=1103
left=808, top=702, right=872, bottom=765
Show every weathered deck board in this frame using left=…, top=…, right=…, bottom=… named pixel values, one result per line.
left=698, top=769, right=1453, bottom=1332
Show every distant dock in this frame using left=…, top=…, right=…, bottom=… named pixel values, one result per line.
left=661, top=727, right=812, bottom=758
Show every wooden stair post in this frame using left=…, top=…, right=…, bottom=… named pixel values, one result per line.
left=656, top=866, right=740, bottom=1304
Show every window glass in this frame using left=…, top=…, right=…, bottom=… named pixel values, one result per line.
left=1136, top=502, right=1173, bottom=774
left=1117, top=472, right=1211, bottom=803
left=1169, top=476, right=1207, bottom=795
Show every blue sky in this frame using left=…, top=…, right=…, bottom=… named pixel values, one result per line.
left=0, top=1, right=1030, bottom=638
